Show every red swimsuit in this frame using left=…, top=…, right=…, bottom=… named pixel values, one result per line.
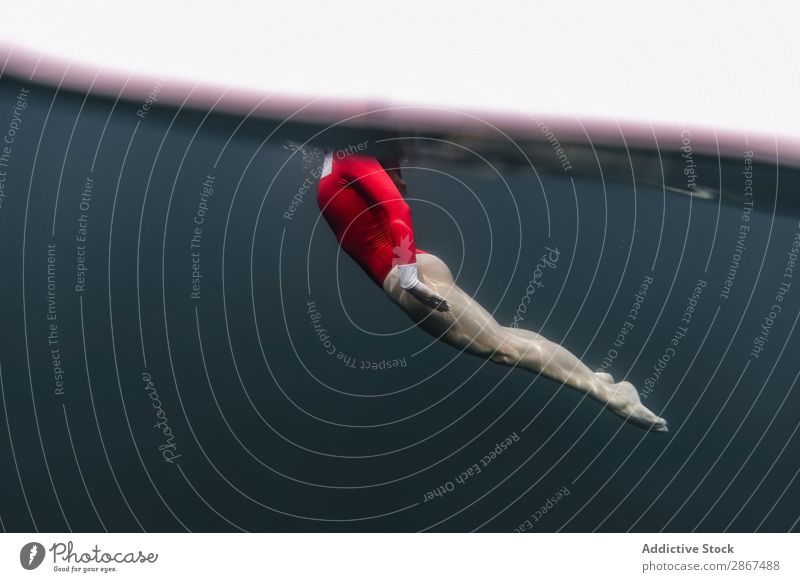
left=317, top=153, right=421, bottom=286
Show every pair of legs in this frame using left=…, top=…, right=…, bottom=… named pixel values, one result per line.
left=383, top=253, right=667, bottom=432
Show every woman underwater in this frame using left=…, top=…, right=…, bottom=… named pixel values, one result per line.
left=316, top=149, right=667, bottom=432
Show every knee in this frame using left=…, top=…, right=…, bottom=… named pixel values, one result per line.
left=491, top=339, right=544, bottom=367
left=490, top=347, right=520, bottom=367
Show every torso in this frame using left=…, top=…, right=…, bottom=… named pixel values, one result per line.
left=317, top=152, right=420, bottom=285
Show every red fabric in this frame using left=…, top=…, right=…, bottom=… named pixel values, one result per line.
left=317, top=154, right=420, bottom=285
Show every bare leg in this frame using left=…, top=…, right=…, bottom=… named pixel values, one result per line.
left=384, top=253, right=667, bottom=431
left=509, top=327, right=615, bottom=384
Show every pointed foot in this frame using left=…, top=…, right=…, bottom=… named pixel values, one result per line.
left=607, top=380, right=668, bottom=433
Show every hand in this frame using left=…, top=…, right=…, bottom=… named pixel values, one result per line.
left=407, top=281, right=451, bottom=312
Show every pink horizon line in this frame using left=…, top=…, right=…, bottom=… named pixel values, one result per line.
left=2, top=39, right=799, bottom=168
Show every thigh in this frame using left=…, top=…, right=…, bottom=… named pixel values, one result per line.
left=382, top=253, right=459, bottom=336
left=384, top=253, right=509, bottom=354
left=415, top=252, right=455, bottom=288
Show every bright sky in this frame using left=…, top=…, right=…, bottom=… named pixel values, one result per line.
left=1, top=0, right=797, bottom=137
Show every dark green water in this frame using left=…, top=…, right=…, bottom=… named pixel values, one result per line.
left=0, top=77, right=798, bottom=532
